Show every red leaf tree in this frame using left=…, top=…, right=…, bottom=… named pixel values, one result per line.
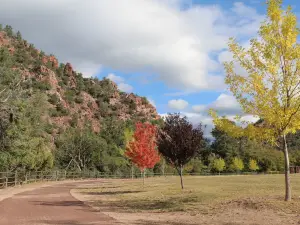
left=125, top=122, right=160, bottom=183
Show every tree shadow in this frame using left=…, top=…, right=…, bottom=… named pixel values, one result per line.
left=34, top=220, right=84, bottom=225
left=32, top=220, right=113, bottom=225
left=32, top=200, right=84, bottom=207
left=91, top=197, right=185, bottom=213
left=85, top=190, right=142, bottom=196
left=134, top=220, right=196, bottom=225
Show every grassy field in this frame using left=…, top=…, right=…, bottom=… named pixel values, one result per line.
left=73, top=175, right=300, bottom=225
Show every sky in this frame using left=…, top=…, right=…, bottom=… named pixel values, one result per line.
left=0, top=0, right=299, bottom=138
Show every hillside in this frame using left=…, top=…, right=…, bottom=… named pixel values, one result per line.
left=0, top=25, right=159, bottom=135
left=0, top=25, right=162, bottom=173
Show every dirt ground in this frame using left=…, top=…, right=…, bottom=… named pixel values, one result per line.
left=71, top=176, right=300, bottom=225
left=0, top=180, right=119, bottom=225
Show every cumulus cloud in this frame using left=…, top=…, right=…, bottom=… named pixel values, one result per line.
left=106, top=73, right=124, bottom=83
left=192, top=93, right=241, bottom=115
left=187, top=93, right=260, bottom=138
left=192, top=105, right=206, bottom=113
left=73, top=62, right=102, bottom=78
left=118, top=83, right=133, bottom=93
left=168, top=99, right=189, bottom=110
left=0, top=0, right=263, bottom=92
left=106, top=73, right=133, bottom=92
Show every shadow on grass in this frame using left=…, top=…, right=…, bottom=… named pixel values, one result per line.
left=134, top=220, right=196, bottom=225
left=34, top=220, right=85, bottom=225
left=32, top=200, right=84, bottom=207
left=86, top=190, right=143, bottom=196
left=89, top=196, right=198, bottom=213
left=33, top=220, right=116, bottom=225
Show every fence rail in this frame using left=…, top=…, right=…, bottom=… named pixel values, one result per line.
left=0, top=170, right=286, bottom=190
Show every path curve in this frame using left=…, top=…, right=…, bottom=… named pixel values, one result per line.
left=0, top=181, right=118, bottom=225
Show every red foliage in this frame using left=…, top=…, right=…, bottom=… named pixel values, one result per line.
left=125, top=122, right=160, bottom=171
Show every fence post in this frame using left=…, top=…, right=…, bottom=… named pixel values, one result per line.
left=14, top=171, right=18, bottom=186
left=25, top=172, right=28, bottom=184
left=5, top=176, right=8, bottom=188
left=64, top=170, right=67, bottom=180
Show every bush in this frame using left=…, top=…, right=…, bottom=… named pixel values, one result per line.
left=48, top=94, right=60, bottom=105
left=70, top=115, right=78, bottom=127
left=50, top=104, right=69, bottom=117
left=32, top=80, right=51, bottom=91
left=45, top=123, right=55, bottom=134
left=129, top=100, right=137, bottom=110
left=141, top=97, right=149, bottom=105
left=75, top=95, right=84, bottom=104
left=229, top=157, right=244, bottom=172
left=248, top=159, right=259, bottom=171
left=211, top=158, right=226, bottom=174
left=64, top=89, right=76, bottom=103
left=62, top=76, right=69, bottom=85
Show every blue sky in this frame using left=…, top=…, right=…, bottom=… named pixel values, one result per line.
left=1, top=0, right=299, bottom=137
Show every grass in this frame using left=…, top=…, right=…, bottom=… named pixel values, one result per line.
left=77, top=174, right=300, bottom=214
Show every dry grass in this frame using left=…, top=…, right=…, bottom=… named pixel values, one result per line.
left=77, top=174, right=300, bottom=213
left=72, top=174, right=300, bottom=225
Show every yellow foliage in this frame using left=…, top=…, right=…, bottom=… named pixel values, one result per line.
left=210, top=0, right=300, bottom=145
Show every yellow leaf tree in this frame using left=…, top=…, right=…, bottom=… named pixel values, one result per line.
left=210, top=0, right=300, bottom=201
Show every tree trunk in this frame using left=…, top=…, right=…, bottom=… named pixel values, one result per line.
left=283, top=134, right=291, bottom=201
left=162, top=159, right=165, bottom=177
left=179, top=165, right=184, bottom=189
left=143, top=170, right=145, bottom=186
left=131, top=164, right=134, bottom=180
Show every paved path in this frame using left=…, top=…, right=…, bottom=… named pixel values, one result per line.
left=0, top=181, right=118, bottom=225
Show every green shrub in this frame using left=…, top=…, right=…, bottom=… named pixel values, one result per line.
left=50, top=104, right=69, bottom=117
left=229, top=157, right=244, bottom=172
left=64, top=89, right=76, bottom=103
left=75, top=95, right=84, bottom=104
left=48, top=94, right=60, bottom=105
left=32, top=80, right=51, bottom=90
left=70, top=115, right=78, bottom=127
left=45, top=123, right=55, bottom=134
left=211, top=158, right=226, bottom=174
left=141, top=97, right=149, bottom=105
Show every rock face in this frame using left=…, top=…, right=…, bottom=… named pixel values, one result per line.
left=0, top=30, right=160, bottom=136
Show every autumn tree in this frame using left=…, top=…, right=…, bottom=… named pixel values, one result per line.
left=123, top=127, right=135, bottom=179
left=210, top=0, right=300, bottom=201
left=249, top=159, right=259, bottom=172
left=157, top=113, right=204, bottom=189
left=125, top=122, right=160, bottom=184
left=212, top=158, right=226, bottom=175
left=229, top=157, right=244, bottom=172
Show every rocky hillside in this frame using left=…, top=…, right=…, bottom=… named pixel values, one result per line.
left=0, top=25, right=159, bottom=135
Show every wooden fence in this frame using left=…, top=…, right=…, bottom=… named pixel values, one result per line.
left=0, top=170, right=136, bottom=189
left=0, top=169, right=287, bottom=190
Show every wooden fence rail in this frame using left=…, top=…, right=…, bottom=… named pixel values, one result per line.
left=0, top=170, right=286, bottom=190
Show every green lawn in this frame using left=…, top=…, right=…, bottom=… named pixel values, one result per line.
left=77, top=174, right=300, bottom=214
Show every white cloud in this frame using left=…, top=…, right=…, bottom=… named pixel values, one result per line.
left=0, top=0, right=263, bottom=92
left=106, top=73, right=124, bottom=83
left=106, top=73, right=133, bottom=92
left=210, top=93, right=241, bottom=115
left=118, top=83, right=133, bottom=93
left=192, top=105, right=206, bottom=113
left=192, top=93, right=241, bottom=115
left=187, top=93, right=259, bottom=138
left=73, top=62, right=102, bottom=78
left=147, top=97, right=156, bottom=107
left=168, top=99, right=189, bottom=110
